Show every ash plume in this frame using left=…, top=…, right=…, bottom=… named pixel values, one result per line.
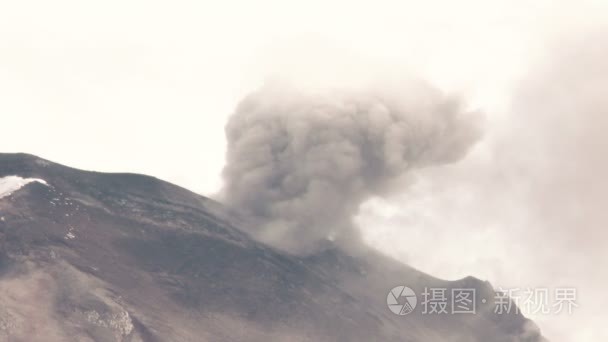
left=220, top=80, right=481, bottom=254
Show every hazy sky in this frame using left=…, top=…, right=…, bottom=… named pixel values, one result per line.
left=1, top=1, right=606, bottom=341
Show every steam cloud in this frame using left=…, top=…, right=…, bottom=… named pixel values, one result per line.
left=221, top=80, right=481, bottom=254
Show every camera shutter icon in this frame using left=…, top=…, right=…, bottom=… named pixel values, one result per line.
left=387, top=286, right=417, bottom=315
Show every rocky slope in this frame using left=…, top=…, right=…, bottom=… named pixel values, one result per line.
left=0, top=153, right=546, bottom=342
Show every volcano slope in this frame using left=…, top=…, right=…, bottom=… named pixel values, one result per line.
left=0, top=153, right=546, bottom=342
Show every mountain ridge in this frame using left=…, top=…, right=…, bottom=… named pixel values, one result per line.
left=0, top=152, right=546, bottom=342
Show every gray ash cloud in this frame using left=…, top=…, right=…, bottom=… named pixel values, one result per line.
left=220, top=80, right=481, bottom=254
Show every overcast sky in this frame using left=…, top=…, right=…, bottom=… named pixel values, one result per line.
left=1, top=1, right=606, bottom=341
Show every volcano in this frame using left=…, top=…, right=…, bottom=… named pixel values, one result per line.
left=0, top=153, right=545, bottom=342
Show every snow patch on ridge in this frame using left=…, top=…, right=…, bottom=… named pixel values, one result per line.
left=0, top=176, right=48, bottom=199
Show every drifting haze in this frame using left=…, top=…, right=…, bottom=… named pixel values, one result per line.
left=221, top=80, right=480, bottom=254
left=358, top=30, right=608, bottom=341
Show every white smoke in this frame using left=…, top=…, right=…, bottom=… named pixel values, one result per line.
left=221, top=80, right=481, bottom=254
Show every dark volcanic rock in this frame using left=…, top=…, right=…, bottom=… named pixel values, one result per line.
left=0, top=153, right=547, bottom=342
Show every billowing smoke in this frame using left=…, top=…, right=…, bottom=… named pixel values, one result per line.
left=221, top=80, right=481, bottom=254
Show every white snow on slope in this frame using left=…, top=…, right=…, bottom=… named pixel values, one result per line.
left=0, top=176, right=48, bottom=199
